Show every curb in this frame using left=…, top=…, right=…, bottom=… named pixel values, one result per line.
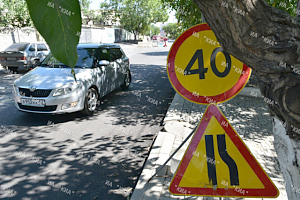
left=238, top=87, right=262, bottom=98
left=130, top=132, right=176, bottom=200
left=163, top=94, right=185, bottom=123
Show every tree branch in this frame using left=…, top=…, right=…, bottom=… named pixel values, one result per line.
left=296, top=0, right=300, bottom=21
left=193, top=0, right=300, bottom=139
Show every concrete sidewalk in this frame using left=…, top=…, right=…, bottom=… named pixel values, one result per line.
left=116, top=42, right=139, bottom=49
left=131, top=88, right=288, bottom=200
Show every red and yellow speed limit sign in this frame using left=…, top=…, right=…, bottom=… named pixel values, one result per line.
left=167, top=23, right=251, bottom=104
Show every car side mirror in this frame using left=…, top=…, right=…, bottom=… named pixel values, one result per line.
left=98, top=60, right=110, bottom=67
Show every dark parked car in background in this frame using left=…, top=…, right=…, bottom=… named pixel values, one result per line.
left=0, top=42, right=50, bottom=72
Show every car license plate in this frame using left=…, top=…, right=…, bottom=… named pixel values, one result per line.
left=7, top=57, right=16, bottom=61
left=21, top=98, right=45, bottom=107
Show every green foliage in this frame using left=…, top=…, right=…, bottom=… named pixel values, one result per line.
left=25, top=0, right=82, bottom=68
left=121, top=0, right=168, bottom=39
left=79, top=0, right=92, bottom=20
left=265, top=0, right=298, bottom=16
left=0, top=0, right=32, bottom=28
left=103, top=0, right=168, bottom=40
left=79, top=0, right=91, bottom=10
left=162, top=23, right=182, bottom=39
left=79, top=0, right=102, bottom=25
left=100, top=1, right=121, bottom=26
left=23, top=0, right=299, bottom=74
left=82, top=10, right=97, bottom=24
left=150, top=24, right=160, bottom=37
left=19, top=0, right=300, bottom=81
left=162, top=0, right=298, bottom=33
left=161, top=0, right=202, bottom=29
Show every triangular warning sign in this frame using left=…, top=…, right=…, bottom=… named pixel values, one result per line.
left=169, top=104, right=279, bottom=198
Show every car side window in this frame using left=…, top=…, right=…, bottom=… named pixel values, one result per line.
left=110, top=48, right=123, bottom=61
left=37, top=44, right=48, bottom=51
left=29, top=44, right=36, bottom=51
left=99, top=48, right=110, bottom=62
left=120, top=48, right=126, bottom=57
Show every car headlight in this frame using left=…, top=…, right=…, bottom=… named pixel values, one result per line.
left=13, top=83, right=18, bottom=93
left=13, top=78, right=20, bottom=93
left=53, top=82, right=79, bottom=97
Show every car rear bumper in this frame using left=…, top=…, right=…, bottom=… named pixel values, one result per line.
left=13, top=88, right=85, bottom=114
left=0, top=60, right=29, bottom=68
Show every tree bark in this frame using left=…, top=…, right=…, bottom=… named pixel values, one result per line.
left=296, top=0, right=300, bottom=21
left=273, top=118, right=300, bottom=199
left=192, top=0, right=300, bottom=139
left=192, top=0, right=300, bottom=198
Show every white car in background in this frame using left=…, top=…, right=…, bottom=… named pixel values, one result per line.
left=12, top=43, right=131, bottom=115
left=0, top=42, right=50, bottom=72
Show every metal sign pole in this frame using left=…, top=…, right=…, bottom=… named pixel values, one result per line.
left=147, top=124, right=198, bottom=183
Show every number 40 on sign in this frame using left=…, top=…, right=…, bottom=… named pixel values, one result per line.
left=167, top=23, right=251, bottom=105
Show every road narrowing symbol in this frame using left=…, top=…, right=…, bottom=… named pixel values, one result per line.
left=169, top=104, right=279, bottom=198
left=167, top=23, right=251, bottom=104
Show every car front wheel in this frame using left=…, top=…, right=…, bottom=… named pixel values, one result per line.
left=81, top=88, right=98, bottom=115
left=121, top=71, right=130, bottom=90
left=31, top=59, right=40, bottom=69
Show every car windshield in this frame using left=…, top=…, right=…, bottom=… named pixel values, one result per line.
left=41, top=48, right=96, bottom=68
left=5, top=43, right=30, bottom=51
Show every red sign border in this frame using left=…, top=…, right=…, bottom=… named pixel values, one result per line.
left=169, top=104, right=279, bottom=197
left=167, top=23, right=252, bottom=104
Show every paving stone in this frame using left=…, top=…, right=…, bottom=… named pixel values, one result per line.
left=160, top=133, right=175, bottom=154
left=144, top=177, right=165, bottom=200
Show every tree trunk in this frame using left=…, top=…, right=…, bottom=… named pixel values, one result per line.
left=296, top=0, right=300, bottom=21
left=17, top=28, right=20, bottom=43
left=192, top=0, right=300, bottom=198
left=273, top=118, right=300, bottom=199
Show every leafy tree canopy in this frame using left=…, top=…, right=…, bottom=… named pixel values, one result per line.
left=0, top=0, right=32, bottom=29
left=102, top=0, right=169, bottom=40
left=150, top=24, right=160, bottom=37
left=161, top=0, right=298, bottom=30
left=79, top=0, right=91, bottom=10
left=100, top=1, right=121, bottom=26
left=265, top=0, right=298, bottom=15
left=161, top=0, right=202, bottom=29
left=79, top=0, right=103, bottom=25
left=162, top=23, right=181, bottom=39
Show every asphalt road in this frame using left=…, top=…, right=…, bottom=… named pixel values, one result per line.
left=0, top=44, right=175, bottom=200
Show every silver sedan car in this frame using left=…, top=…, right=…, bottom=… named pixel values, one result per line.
left=12, top=44, right=131, bottom=115
left=0, top=42, right=50, bottom=72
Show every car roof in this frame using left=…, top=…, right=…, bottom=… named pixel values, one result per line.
left=13, top=42, right=46, bottom=44
left=12, top=42, right=30, bottom=44
left=77, top=43, right=121, bottom=49
left=9, top=42, right=48, bottom=47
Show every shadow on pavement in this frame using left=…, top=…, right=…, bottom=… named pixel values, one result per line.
left=141, top=51, right=169, bottom=57
left=0, top=64, right=175, bottom=199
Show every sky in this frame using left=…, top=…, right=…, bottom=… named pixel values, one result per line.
left=90, top=0, right=105, bottom=10
left=90, top=0, right=177, bottom=24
